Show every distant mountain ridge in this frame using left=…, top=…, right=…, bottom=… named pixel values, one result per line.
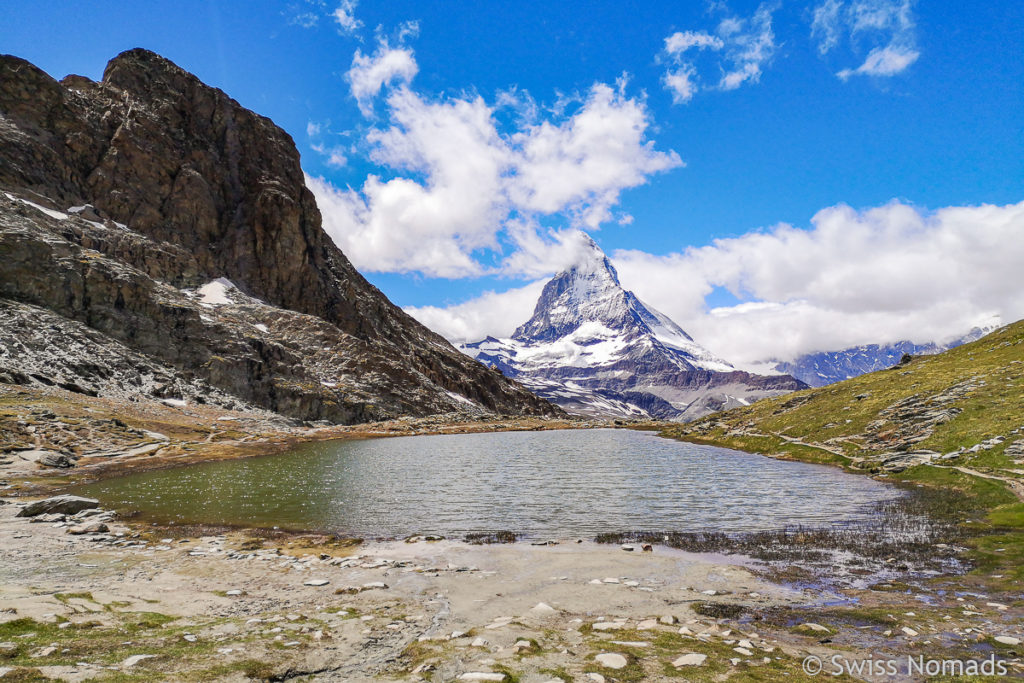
left=462, top=234, right=805, bottom=420
left=771, top=326, right=996, bottom=388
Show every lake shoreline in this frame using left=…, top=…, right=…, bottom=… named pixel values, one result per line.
left=2, top=385, right=1023, bottom=680
left=3, top=493, right=1022, bottom=681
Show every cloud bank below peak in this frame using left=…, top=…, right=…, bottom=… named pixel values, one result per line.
left=408, top=200, right=1024, bottom=367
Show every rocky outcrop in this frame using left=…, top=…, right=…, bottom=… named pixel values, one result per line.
left=0, top=50, right=558, bottom=422
left=16, top=495, right=99, bottom=518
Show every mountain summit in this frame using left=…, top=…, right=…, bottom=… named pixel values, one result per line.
left=463, top=233, right=804, bottom=419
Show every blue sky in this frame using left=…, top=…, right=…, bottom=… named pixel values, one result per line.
left=4, top=1, right=1023, bottom=363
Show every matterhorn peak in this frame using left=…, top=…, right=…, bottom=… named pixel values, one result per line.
left=564, top=231, right=618, bottom=280
left=461, top=227, right=804, bottom=420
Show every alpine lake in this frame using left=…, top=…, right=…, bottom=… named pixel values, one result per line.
left=72, top=428, right=900, bottom=539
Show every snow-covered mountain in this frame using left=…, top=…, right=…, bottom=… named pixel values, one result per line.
left=770, top=325, right=998, bottom=388
left=461, top=234, right=805, bottom=420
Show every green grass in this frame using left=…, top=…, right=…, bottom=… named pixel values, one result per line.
left=660, top=321, right=1024, bottom=516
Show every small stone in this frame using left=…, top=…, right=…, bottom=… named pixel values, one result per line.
left=734, top=647, right=753, bottom=656
left=471, top=637, right=488, bottom=647
left=458, top=674, right=506, bottom=682
left=183, top=634, right=198, bottom=642
left=123, top=654, right=157, bottom=668
left=586, top=675, right=606, bottom=683
left=66, top=522, right=109, bottom=535
left=595, top=653, right=628, bottom=669
left=901, top=627, right=918, bottom=637
left=602, top=577, right=620, bottom=584
left=637, top=619, right=658, bottom=630
left=225, top=589, right=243, bottom=596
left=592, top=621, right=627, bottom=631
left=621, top=544, right=635, bottom=551
left=659, top=615, right=676, bottom=625
left=31, top=646, right=56, bottom=658
left=995, top=636, right=1021, bottom=646
left=797, top=623, right=831, bottom=633
left=362, top=581, right=388, bottom=590
left=673, top=653, right=707, bottom=667
left=303, top=579, right=330, bottom=587
left=530, top=602, right=556, bottom=615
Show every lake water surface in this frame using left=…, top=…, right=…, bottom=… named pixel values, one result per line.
left=73, top=428, right=900, bottom=538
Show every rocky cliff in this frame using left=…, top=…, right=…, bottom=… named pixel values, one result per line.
left=0, top=49, right=558, bottom=423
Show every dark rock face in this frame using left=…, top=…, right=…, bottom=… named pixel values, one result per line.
left=0, top=49, right=558, bottom=422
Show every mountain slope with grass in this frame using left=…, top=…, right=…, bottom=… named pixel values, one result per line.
left=661, top=318, right=1024, bottom=589
left=662, top=318, right=1024, bottom=476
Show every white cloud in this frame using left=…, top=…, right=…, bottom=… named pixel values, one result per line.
left=312, top=51, right=680, bottom=278
left=507, top=83, right=681, bottom=229
left=289, top=12, right=319, bottom=29
left=812, top=0, right=919, bottom=79
left=333, top=0, right=363, bottom=34
left=664, top=31, right=724, bottom=54
left=837, top=44, right=919, bottom=79
left=810, top=0, right=843, bottom=54
left=416, top=200, right=1024, bottom=365
left=717, top=4, right=777, bottom=90
left=613, top=200, right=1024, bottom=365
left=404, top=280, right=548, bottom=344
left=346, top=40, right=419, bottom=115
left=660, top=3, right=778, bottom=103
left=663, top=63, right=699, bottom=104
left=325, top=148, right=347, bottom=167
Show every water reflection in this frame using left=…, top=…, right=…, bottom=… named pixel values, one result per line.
left=73, top=429, right=899, bottom=538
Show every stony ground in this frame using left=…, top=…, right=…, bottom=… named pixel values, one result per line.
left=2, top=385, right=1023, bottom=681
left=1, top=496, right=1022, bottom=682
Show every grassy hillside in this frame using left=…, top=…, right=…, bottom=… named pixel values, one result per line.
left=663, top=318, right=1024, bottom=476
left=661, top=319, right=1024, bottom=587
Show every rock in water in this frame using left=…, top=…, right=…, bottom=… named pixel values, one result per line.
left=0, top=50, right=559, bottom=424
left=17, top=495, right=99, bottom=517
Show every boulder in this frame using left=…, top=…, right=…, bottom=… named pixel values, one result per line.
left=67, top=522, right=108, bottom=535
left=39, top=453, right=74, bottom=468
left=16, top=495, right=99, bottom=517
left=594, top=653, right=628, bottom=669
left=672, top=653, right=707, bottom=667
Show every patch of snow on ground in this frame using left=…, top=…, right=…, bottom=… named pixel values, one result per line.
left=254, top=323, right=269, bottom=333
left=197, top=278, right=237, bottom=306
left=5, top=193, right=68, bottom=220
left=445, top=390, right=477, bottom=407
